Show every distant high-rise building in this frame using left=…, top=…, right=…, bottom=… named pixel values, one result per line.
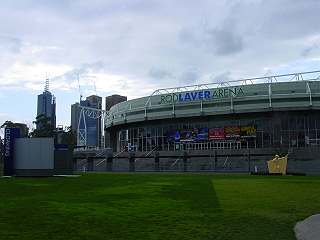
left=105, top=94, right=127, bottom=148
left=105, top=94, right=127, bottom=111
left=71, top=102, right=80, bottom=133
left=36, top=78, right=56, bottom=129
left=71, top=95, right=102, bottom=147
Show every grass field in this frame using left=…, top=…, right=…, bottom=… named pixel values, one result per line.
left=0, top=173, right=320, bottom=240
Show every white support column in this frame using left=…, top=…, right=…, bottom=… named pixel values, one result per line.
left=268, top=84, right=272, bottom=108
left=77, top=108, right=87, bottom=146
left=230, top=96, right=234, bottom=111
left=306, top=81, right=312, bottom=106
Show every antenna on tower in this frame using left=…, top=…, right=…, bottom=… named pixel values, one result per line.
left=93, top=80, right=97, bottom=95
left=77, top=73, right=83, bottom=102
left=45, top=73, right=50, bottom=92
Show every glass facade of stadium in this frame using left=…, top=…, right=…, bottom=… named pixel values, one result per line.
left=115, top=110, right=320, bottom=152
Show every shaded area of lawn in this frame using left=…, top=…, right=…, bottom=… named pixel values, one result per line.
left=0, top=174, right=320, bottom=240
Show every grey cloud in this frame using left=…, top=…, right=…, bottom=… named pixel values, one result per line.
left=179, top=17, right=244, bottom=56
left=52, top=61, right=106, bottom=83
left=1, top=0, right=320, bottom=96
left=301, top=44, right=320, bottom=57
left=0, top=35, right=22, bottom=53
left=179, top=28, right=200, bottom=46
left=149, top=67, right=173, bottom=80
left=204, top=28, right=243, bottom=55
left=229, top=0, right=320, bottom=40
left=210, top=71, right=231, bottom=84
left=179, top=69, right=200, bottom=85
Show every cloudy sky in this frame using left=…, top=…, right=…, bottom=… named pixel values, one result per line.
left=1, top=0, right=320, bottom=132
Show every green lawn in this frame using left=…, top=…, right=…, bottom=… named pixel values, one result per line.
left=0, top=173, right=320, bottom=240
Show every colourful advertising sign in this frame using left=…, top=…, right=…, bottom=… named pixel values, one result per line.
left=224, top=126, right=240, bottom=138
left=209, top=128, right=225, bottom=140
left=167, top=130, right=180, bottom=142
left=167, top=125, right=255, bottom=142
left=196, top=128, right=208, bottom=141
left=180, top=129, right=197, bottom=142
left=240, top=125, right=257, bottom=138
left=3, top=127, right=20, bottom=176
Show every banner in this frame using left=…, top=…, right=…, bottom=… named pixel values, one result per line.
left=209, top=128, right=225, bottom=140
left=196, top=128, right=208, bottom=141
left=224, top=126, right=240, bottom=138
left=3, top=128, right=20, bottom=176
left=240, top=125, right=257, bottom=138
left=167, top=130, right=180, bottom=142
left=180, top=129, right=197, bottom=142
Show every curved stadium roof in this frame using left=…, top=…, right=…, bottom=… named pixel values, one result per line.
left=105, top=70, right=320, bottom=128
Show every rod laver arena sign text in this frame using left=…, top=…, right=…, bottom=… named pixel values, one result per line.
left=159, top=87, right=244, bottom=104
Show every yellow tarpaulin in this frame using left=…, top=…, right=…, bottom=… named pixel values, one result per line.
left=267, top=154, right=288, bottom=175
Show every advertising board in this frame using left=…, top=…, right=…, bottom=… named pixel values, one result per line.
left=240, top=125, right=257, bottom=138
left=180, top=129, right=197, bottom=142
left=224, top=126, right=240, bottom=138
left=196, top=128, right=208, bottom=141
left=167, top=125, right=256, bottom=142
left=209, top=128, right=225, bottom=140
left=3, top=127, right=20, bottom=176
left=167, top=130, right=180, bottom=142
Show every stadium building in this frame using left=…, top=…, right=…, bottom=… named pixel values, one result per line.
left=104, top=71, right=320, bottom=158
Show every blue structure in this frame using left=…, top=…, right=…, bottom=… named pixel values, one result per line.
left=36, top=79, right=56, bottom=129
left=74, top=95, right=102, bottom=147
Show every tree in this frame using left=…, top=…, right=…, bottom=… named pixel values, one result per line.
left=1, top=121, right=29, bottom=137
left=30, top=114, right=54, bottom=137
left=60, top=126, right=77, bottom=150
left=1, top=120, right=16, bottom=129
left=30, top=116, right=76, bottom=150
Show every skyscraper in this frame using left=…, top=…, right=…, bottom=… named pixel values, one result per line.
left=71, top=102, right=80, bottom=133
left=36, top=78, right=56, bottom=129
left=105, top=94, right=127, bottom=148
left=71, top=95, right=102, bottom=147
left=105, top=94, right=127, bottom=111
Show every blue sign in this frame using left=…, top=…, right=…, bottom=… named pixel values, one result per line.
left=196, top=128, right=208, bottom=141
left=167, top=130, right=180, bottom=142
left=3, top=128, right=20, bottom=176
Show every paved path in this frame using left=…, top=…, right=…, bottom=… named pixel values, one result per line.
left=295, top=214, right=320, bottom=240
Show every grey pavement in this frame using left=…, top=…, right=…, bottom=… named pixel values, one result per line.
left=295, top=214, right=320, bottom=240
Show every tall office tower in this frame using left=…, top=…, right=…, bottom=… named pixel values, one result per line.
left=71, top=95, right=102, bottom=147
left=71, top=102, right=80, bottom=133
left=36, top=78, right=56, bottom=129
left=105, top=94, right=127, bottom=111
left=105, top=94, right=127, bottom=148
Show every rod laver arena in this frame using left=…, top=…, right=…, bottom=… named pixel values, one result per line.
left=103, top=71, right=320, bottom=158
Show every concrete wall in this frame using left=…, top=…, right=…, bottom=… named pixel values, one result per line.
left=54, top=149, right=73, bottom=175
left=73, top=147, right=320, bottom=174
left=14, top=138, right=54, bottom=176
